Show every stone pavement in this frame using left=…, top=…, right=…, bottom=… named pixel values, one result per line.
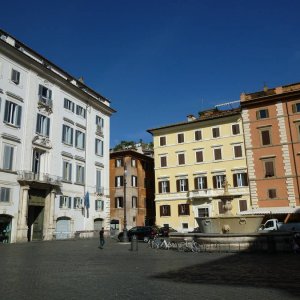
left=0, top=237, right=299, bottom=300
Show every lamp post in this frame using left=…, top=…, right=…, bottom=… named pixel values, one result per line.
left=122, top=162, right=129, bottom=242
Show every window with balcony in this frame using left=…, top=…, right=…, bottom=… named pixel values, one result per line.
left=160, top=136, right=166, bottom=146
left=232, top=124, right=240, bottom=135
left=115, top=197, right=123, bottom=208
left=233, top=145, right=242, bottom=158
left=2, top=144, right=14, bottom=171
left=95, top=199, right=104, bottom=211
left=115, top=176, right=124, bottom=187
left=132, top=196, right=137, bottom=208
left=11, top=69, right=20, bottom=85
left=62, top=125, right=73, bottom=145
left=212, top=127, right=220, bottom=138
left=64, top=98, right=74, bottom=112
left=38, top=84, right=52, bottom=102
left=0, top=187, right=10, bottom=202
left=75, top=130, right=85, bottom=150
left=159, top=181, right=170, bottom=193
left=178, top=204, right=190, bottom=216
left=160, top=205, right=170, bottom=216
left=256, top=109, right=269, bottom=119
left=132, top=175, right=138, bottom=187
left=194, top=176, right=207, bottom=190
left=176, top=178, right=188, bottom=192
left=59, top=196, right=72, bottom=209
left=160, top=156, right=167, bottom=167
left=195, top=130, right=202, bottom=141
left=62, top=161, right=72, bottom=182
left=4, top=100, right=22, bottom=127
left=213, top=175, right=226, bottom=189
left=36, top=114, right=50, bottom=137
left=95, top=139, right=104, bottom=156
left=233, top=173, right=248, bottom=187
left=76, top=164, right=85, bottom=184
left=178, top=153, right=185, bottom=165
left=195, top=150, right=203, bottom=163
left=73, top=197, right=83, bottom=209
left=76, top=105, right=86, bottom=118
left=177, top=133, right=184, bottom=143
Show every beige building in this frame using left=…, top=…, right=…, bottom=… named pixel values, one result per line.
left=148, top=107, right=250, bottom=232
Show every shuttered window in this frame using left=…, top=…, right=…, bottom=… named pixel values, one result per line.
left=160, top=136, right=166, bottom=146
left=160, top=156, right=167, bottom=167
left=115, top=197, right=123, bottom=208
left=160, top=205, right=171, bottom=216
left=268, top=189, right=277, bottom=199
left=232, top=124, right=240, bottom=135
left=62, top=125, right=73, bottom=145
left=218, top=201, right=225, bottom=214
left=178, top=153, right=185, bottom=165
left=0, top=187, right=10, bottom=202
left=194, top=176, right=207, bottom=190
left=177, top=133, right=184, bottom=143
left=195, top=130, right=202, bottom=141
left=261, top=129, right=271, bottom=146
left=256, top=109, right=269, bottom=119
left=264, top=160, right=275, bottom=177
left=4, top=100, right=22, bottom=127
left=176, top=179, right=188, bottom=192
left=115, top=159, right=123, bottom=167
left=214, top=148, right=222, bottom=160
left=115, top=176, right=124, bottom=187
left=212, top=127, right=220, bottom=138
left=233, top=173, right=248, bottom=187
left=292, top=103, right=300, bottom=113
left=159, top=181, right=170, bottom=193
left=62, top=161, right=72, bottom=182
left=11, top=69, right=20, bottom=84
left=239, top=200, right=248, bottom=212
left=234, top=145, right=242, bottom=158
left=178, top=204, right=190, bottom=216
left=213, top=175, right=225, bottom=189
left=196, top=150, right=203, bottom=163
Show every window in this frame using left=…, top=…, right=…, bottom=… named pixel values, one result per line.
left=132, top=175, right=138, bottom=187
left=292, top=103, right=300, bottom=113
left=178, top=153, right=185, bottom=165
left=182, top=223, right=189, bottom=229
left=0, top=187, right=10, bottom=202
left=96, top=116, right=104, bottom=134
left=96, top=169, right=102, bottom=194
left=212, top=127, right=220, bottom=138
left=268, top=189, right=277, bottom=199
left=178, top=204, right=190, bottom=216
left=260, top=129, right=271, bottom=146
left=115, top=176, right=124, bottom=187
left=36, top=114, right=50, bottom=137
left=76, top=105, right=86, bottom=118
left=176, top=179, right=188, bottom=192
left=59, top=196, right=72, bottom=209
left=132, top=196, right=137, bottom=208
left=115, top=158, right=123, bottom=167
left=233, top=173, right=248, bottom=187
left=256, top=109, right=269, bottom=119
left=64, top=98, right=74, bottom=112
left=62, top=161, right=72, bottom=182
left=194, top=176, right=207, bottom=190
left=159, top=181, right=170, bottom=193
left=115, top=197, right=123, bottom=208
left=11, top=69, right=20, bottom=84
left=76, top=165, right=85, bottom=184
left=95, top=139, right=104, bottom=156
left=218, top=201, right=225, bottom=214
left=74, top=197, right=83, bottom=209
left=160, top=136, right=166, bottom=146
left=264, top=159, right=275, bottom=177
left=177, top=133, right=184, bottom=143
left=160, top=156, right=167, bottom=167
left=214, top=148, right=222, bottom=160
left=195, top=130, right=202, bottom=141
left=75, top=130, right=85, bottom=150
left=62, top=125, right=73, bottom=145
left=198, top=207, right=209, bottom=217
left=38, top=84, right=52, bottom=101
left=239, top=200, right=248, bottom=212
left=2, top=144, right=14, bottom=171
left=195, top=150, right=203, bottom=163
left=213, top=175, right=226, bottom=189
left=234, top=145, right=242, bottom=158
left=95, top=199, right=104, bottom=211
left=131, top=158, right=136, bottom=167
left=160, top=205, right=171, bottom=216
left=4, top=100, right=22, bottom=127
left=232, top=124, right=240, bottom=135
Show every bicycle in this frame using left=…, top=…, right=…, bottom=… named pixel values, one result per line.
left=177, top=239, right=201, bottom=252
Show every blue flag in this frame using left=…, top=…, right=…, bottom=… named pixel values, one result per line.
left=84, top=192, right=90, bottom=209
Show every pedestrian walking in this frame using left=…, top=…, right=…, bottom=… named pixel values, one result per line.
left=99, top=227, right=105, bottom=249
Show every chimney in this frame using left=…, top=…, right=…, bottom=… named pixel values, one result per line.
left=187, top=115, right=196, bottom=122
left=78, top=76, right=84, bottom=84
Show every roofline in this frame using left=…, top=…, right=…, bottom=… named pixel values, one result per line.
left=110, top=149, right=154, bottom=161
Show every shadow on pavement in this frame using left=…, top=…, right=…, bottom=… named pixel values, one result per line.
left=151, top=252, right=300, bottom=297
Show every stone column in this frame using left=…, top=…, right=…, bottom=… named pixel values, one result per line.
left=17, top=186, right=30, bottom=242
left=48, top=189, right=56, bottom=240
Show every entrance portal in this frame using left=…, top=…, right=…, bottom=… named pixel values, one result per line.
left=0, top=214, right=12, bottom=243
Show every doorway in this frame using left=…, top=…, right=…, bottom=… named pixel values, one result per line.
left=0, top=214, right=12, bottom=243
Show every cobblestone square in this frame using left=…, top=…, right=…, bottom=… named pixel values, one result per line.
left=1, top=238, right=300, bottom=300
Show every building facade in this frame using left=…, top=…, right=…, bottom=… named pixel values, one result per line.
left=109, top=148, right=155, bottom=233
left=148, top=108, right=250, bottom=232
left=0, top=29, right=115, bottom=243
left=241, top=83, right=300, bottom=219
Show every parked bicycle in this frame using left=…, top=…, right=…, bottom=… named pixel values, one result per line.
left=177, top=238, right=201, bottom=252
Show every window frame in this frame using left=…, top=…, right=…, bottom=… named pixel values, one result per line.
left=212, top=127, right=220, bottom=138
left=260, top=127, right=272, bottom=146
left=75, top=130, right=85, bottom=150
left=178, top=204, right=190, bottom=216
left=263, top=159, right=276, bottom=178
left=178, top=153, right=185, bottom=165
left=233, top=173, right=248, bottom=187
left=62, top=124, right=73, bottom=146
left=233, top=144, right=243, bottom=158
left=195, top=150, right=204, bottom=163
left=76, top=105, right=86, bottom=118
left=256, top=109, right=269, bottom=119
left=194, top=176, right=207, bottom=190
left=160, top=205, right=171, bottom=217
left=4, top=100, right=22, bottom=127
left=64, top=98, right=75, bottom=112
left=95, top=139, right=104, bottom=156
left=177, top=133, right=184, bottom=144
left=95, top=199, right=104, bottom=211
left=213, top=148, right=222, bottom=161
left=0, top=187, right=11, bottom=203
left=159, top=136, right=166, bottom=146
left=36, top=113, right=50, bottom=137
left=115, top=197, right=124, bottom=208
left=62, top=160, right=72, bottom=182
left=158, top=180, right=170, bottom=193
left=232, top=124, right=240, bottom=135
left=75, top=164, right=85, bottom=184
left=176, top=178, right=189, bottom=192
left=160, top=155, right=167, bottom=168
left=194, top=130, right=202, bottom=141
left=213, top=175, right=226, bottom=189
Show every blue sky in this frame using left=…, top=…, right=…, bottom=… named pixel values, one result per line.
left=2, top=0, right=300, bottom=147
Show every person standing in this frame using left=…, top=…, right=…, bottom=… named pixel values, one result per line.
left=99, top=227, right=105, bottom=249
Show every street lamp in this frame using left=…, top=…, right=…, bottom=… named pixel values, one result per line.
left=122, top=162, right=129, bottom=242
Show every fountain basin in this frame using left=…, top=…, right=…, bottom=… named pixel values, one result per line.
left=195, top=215, right=264, bottom=234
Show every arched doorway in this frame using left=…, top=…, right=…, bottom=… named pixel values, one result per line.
left=0, top=214, right=12, bottom=243
left=55, top=217, right=71, bottom=239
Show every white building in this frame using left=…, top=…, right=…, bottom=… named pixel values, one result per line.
left=0, top=29, right=115, bottom=243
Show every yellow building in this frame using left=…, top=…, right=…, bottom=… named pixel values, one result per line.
left=148, top=107, right=250, bottom=232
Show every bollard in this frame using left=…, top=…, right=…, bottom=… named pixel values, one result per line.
left=130, top=234, right=138, bottom=251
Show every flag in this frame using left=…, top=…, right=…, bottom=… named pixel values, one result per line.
left=84, top=191, right=90, bottom=209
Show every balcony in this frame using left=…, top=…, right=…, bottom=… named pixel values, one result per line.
left=38, top=96, right=53, bottom=113
left=17, top=171, right=62, bottom=186
left=189, top=187, right=248, bottom=200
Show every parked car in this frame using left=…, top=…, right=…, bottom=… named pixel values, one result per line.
left=118, top=226, right=158, bottom=242
left=158, top=226, right=177, bottom=237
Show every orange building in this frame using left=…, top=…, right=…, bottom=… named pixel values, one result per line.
left=109, top=148, right=155, bottom=233
left=241, top=83, right=300, bottom=220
